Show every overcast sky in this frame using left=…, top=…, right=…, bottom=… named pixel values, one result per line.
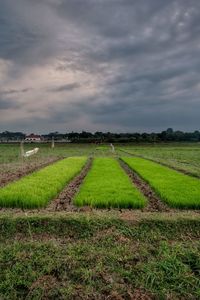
left=0, top=0, right=200, bottom=133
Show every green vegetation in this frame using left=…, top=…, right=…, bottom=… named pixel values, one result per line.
left=0, top=214, right=200, bottom=299
left=74, top=158, right=146, bottom=208
left=0, top=143, right=117, bottom=178
left=0, top=143, right=95, bottom=183
left=95, top=145, right=109, bottom=150
left=122, top=156, right=200, bottom=209
left=1, top=144, right=200, bottom=299
left=2, top=143, right=200, bottom=177
left=0, top=143, right=95, bottom=164
left=120, top=144, right=200, bottom=177
left=0, top=157, right=87, bottom=209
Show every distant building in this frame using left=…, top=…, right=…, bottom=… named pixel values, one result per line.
left=25, top=134, right=42, bottom=142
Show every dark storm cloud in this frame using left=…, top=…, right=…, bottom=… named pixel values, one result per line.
left=1, top=0, right=200, bottom=132
left=0, top=1, right=43, bottom=62
left=50, top=83, right=80, bottom=92
left=1, top=88, right=31, bottom=96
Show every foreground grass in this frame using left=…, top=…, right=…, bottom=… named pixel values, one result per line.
left=74, top=158, right=146, bottom=208
left=122, top=156, right=200, bottom=209
left=0, top=157, right=87, bottom=209
left=0, top=215, right=200, bottom=299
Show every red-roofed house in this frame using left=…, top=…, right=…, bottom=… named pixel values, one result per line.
left=25, top=134, right=42, bottom=142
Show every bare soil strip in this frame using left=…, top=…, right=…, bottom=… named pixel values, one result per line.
left=119, top=149, right=200, bottom=178
left=0, top=157, right=61, bottom=188
left=47, top=158, right=93, bottom=211
left=119, top=158, right=170, bottom=212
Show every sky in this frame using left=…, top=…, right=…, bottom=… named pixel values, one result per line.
left=0, top=0, right=200, bottom=133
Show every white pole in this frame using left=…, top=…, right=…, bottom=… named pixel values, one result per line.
left=20, top=140, right=24, bottom=163
left=51, top=137, right=55, bottom=149
left=110, top=143, right=115, bottom=153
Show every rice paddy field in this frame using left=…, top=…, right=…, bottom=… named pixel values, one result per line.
left=74, top=158, right=146, bottom=208
left=122, top=156, right=200, bottom=209
left=0, top=157, right=87, bottom=208
left=0, top=142, right=200, bottom=299
left=120, top=144, right=200, bottom=177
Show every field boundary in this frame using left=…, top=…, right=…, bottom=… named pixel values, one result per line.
left=0, top=213, right=200, bottom=240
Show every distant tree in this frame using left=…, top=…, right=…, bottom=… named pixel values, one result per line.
left=166, top=128, right=173, bottom=134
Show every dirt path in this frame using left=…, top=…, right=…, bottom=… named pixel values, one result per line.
left=119, top=158, right=170, bottom=212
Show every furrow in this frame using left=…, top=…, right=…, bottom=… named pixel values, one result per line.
left=48, top=157, right=93, bottom=211
left=119, top=159, right=170, bottom=212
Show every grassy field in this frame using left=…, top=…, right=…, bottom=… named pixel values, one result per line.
left=0, top=143, right=116, bottom=191
left=0, top=143, right=200, bottom=299
left=0, top=157, right=87, bottom=208
left=0, top=143, right=93, bottom=174
left=74, top=158, right=146, bottom=208
left=0, top=143, right=95, bottom=164
left=119, top=144, right=200, bottom=177
left=0, top=214, right=200, bottom=299
left=122, top=156, right=200, bottom=209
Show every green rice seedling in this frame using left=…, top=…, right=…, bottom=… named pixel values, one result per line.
left=74, top=158, right=147, bottom=208
left=119, top=145, right=200, bottom=178
left=0, top=157, right=87, bottom=209
left=122, top=157, right=200, bottom=209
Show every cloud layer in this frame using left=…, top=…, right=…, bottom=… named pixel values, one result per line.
left=0, top=0, right=200, bottom=133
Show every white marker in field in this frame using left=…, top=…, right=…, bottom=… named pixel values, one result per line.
left=20, top=141, right=25, bottom=158
left=51, top=137, right=55, bottom=149
left=24, top=148, right=39, bottom=157
left=110, top=143, right=115, bottom=153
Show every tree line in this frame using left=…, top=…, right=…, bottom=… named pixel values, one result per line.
left=1, top=128, right=200, bottom=143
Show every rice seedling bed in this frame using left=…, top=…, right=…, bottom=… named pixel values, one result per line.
left=0, top=157, right=87, bottom=209
left=119, top=145, right=200, bottom=177
left=74, top=158, right=147, bottom=208
left=122, top=157, right=200, bottom=209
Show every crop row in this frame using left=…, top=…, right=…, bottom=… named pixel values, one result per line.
left=0, top=155, right=200, bottom=210
left=122, top=157, right=200, bottom=209
left=119, top=146, right=200, bottom=178
left=0, top=157, right=87, bottom=208
left=74, top=158, right=146, bottom=208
